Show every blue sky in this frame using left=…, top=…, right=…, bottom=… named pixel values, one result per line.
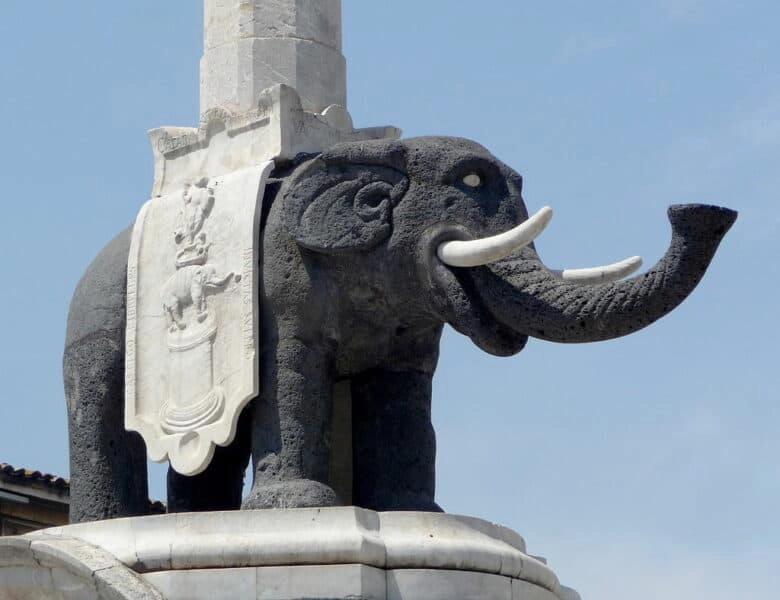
left=1, top=2, right=777, bottom=598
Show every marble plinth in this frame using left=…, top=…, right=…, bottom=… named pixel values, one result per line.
left=0, top=508, right=581, bottom=600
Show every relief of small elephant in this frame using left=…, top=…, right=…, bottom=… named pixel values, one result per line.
left=63, top=136, right=736, bottom=522
left=161, top=264, right=234, bottom=331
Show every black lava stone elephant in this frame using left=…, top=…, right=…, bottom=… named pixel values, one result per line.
left=64, top=137, right=736, bottom=522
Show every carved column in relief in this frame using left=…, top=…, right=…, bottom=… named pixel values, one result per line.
left=162, top=317, right=224, bottom=434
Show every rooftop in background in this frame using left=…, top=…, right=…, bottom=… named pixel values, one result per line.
left=0, top=462, right=165, bottom=536
left=0, top=462, right=69, bottom=535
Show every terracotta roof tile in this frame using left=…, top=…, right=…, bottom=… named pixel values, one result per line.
left=1, top=462, right=166, bottom=512
left=0, top=462, right=69, bottom=490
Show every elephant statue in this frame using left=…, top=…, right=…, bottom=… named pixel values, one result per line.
left=63, top=136, right=736, bottom=522
left=161, top=264, right=234, bottom=331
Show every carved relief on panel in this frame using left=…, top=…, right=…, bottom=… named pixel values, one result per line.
left=159, top=178, right=235, bottom=435
left=126, top=162, right=274, bottom=476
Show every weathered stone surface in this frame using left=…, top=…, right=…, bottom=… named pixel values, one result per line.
left=143, top=565, right=564, bottom=600
left=205, top=0, right=342, bottom=49
left=94, top=565, right=167, bottom=600
left=0, top=535, right=163, bottom=600
left=126, top=162, right=273, bottom=476
left=50, top=568, right=101, bottom=600
left=31, top=536, right=118, bottom=578
left=512, top=579, right=561, bottom=600
left=0, top=537, right=36, bottom=568
left=1, top=510, right=579, bottom=599
left=255, top=564, right=386, bottom=600
left=144, top=567, right=256, bottom=600
left=201, top=0, right=345, bottom=114
left=14, top=509, right=553, bottom=583
left=0, top=567, right=59, bottom=600
left=145, top=564, right=387, bottom=600
left=387, top=569, right=513, bottom=600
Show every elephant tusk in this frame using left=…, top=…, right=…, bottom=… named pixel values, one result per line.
left=437, top=206, right=553, bottom=268
left=552, top=255, right=643, bottom=284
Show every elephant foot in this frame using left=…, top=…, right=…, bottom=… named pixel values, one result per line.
left=241, top=479, right=341, bottom=510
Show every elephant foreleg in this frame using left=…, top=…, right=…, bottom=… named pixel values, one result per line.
left=242, top=335, right=340, bottom=509
left=192, top=283, right=208, bottom=322
left=351, top=368, right=442, bottom=512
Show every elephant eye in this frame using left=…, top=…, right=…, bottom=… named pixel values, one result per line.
left=462, top=173, right=482, bottom=188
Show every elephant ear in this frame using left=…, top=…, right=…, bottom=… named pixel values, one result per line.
left=283, top=142, right=409, bottom=253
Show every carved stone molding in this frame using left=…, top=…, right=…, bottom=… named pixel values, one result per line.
left=149, top=84, right=401, bottom=198
left=1, top=509, right=582, bottom=600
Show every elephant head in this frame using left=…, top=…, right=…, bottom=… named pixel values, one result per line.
left=279, top=136, right=736, bottom=356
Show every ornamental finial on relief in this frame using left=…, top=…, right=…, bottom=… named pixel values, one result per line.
left=174, top=177, right=214, bottom=268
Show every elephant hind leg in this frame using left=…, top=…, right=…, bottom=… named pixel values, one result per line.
left=65, top=335, right=150, bottom=522
left=65, top=227, right=150, bottom=523
left=163, top=299, right=185, bottom=330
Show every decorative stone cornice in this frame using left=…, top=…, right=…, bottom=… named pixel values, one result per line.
left=149, top=84, right=400, bottom=197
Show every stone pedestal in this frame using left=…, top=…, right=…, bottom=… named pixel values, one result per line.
left=0, top=508, right=581, bottom=600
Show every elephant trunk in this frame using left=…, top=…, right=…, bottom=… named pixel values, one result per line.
left=472, top=204, right=737, bottom=343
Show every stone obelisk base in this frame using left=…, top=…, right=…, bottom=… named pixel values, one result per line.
left=0, top=508, right=581, bottom=600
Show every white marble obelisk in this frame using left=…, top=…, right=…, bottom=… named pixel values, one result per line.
left=201, top=0, right=346, bottom=114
